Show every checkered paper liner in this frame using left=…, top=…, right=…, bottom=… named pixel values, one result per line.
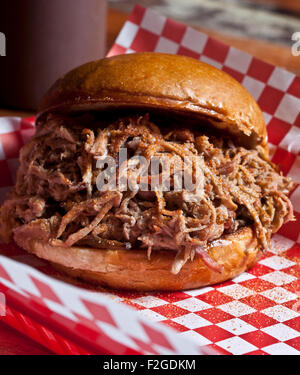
left=0, top=252, right=217, bottom=355
left=0, top=4, right=299, bottom=355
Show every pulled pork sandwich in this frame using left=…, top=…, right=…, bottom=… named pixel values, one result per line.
left=0, top=52, right=295, bottom=290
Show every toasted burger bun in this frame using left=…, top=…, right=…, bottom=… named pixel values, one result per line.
left=38, top=52, right=268, bottom=156
left=14, top=226, right=260, bottom=291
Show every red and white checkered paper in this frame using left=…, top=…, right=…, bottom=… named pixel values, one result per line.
left=0, top=5, right=299, bottom=355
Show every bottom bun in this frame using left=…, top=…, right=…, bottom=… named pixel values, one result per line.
left=14, top=226, right=261, bottom=291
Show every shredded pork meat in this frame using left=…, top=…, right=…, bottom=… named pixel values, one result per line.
left=0, top=113, right=295, bottom=274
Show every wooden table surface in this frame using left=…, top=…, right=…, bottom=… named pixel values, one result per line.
left=0, top=4, right=299, bottom=355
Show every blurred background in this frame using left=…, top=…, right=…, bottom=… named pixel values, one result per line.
left=108, top=0, right=300, bottom=74
left=0, top=0, right=299, bottom=115
left=0, top=0, right=299, bottom=355
left=110, top=0, right=300, bottom=46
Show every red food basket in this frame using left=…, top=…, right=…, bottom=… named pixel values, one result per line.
left=0, top=5, right=299, bottom=355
